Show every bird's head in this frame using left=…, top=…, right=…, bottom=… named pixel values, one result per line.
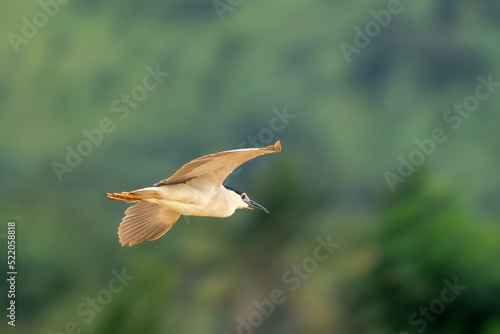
left=224, top=186, right=269, bottom=214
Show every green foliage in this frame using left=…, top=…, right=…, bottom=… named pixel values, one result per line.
left=1, top=0, right=499, bottom=333
left=342, top=174, right=500, bottom=333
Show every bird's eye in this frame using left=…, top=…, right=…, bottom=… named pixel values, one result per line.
left=241, top=193, right=246, bottom=199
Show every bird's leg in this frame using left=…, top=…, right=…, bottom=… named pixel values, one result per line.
left=107, top=188, right=163, bottom=203
left=106, top=192, right=140, bottom=202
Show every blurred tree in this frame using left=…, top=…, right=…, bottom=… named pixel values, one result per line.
left=340, top=172, right=500, bottom=333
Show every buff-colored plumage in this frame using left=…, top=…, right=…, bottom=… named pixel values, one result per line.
left=107, top=141, right=281, bottom=246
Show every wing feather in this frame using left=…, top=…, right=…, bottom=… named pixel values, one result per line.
left=118, top=202, right=180, bottom=246
left=154, top=140, right=281, bottom=187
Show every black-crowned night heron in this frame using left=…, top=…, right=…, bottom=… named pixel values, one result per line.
left=107, top=140, right=281, bottom=246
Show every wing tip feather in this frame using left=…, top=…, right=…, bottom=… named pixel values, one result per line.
left=266, top=140, right=281, bottom=152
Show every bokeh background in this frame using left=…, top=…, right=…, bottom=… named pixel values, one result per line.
left=1, top=1, right=500, bottom=333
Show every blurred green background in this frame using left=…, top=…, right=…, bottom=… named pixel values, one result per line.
left=1, top=0, right=500, bottom=333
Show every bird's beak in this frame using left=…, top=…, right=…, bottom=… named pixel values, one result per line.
left=245, top=198, right=269, bottom=214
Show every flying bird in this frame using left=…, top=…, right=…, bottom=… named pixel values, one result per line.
left=107, top=140, right=282, bottom=246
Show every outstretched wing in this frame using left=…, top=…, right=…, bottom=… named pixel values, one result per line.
left=118, top=202, right=180, bottom=246
left=154, top=140, right=281, bottom=187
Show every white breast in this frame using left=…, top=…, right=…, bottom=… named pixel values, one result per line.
left=155, top=184, right=237, bottom=217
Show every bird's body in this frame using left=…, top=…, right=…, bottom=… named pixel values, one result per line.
left=107, top=140, right=281, bottom=246
left=118, top=184, right=242, bottom=217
